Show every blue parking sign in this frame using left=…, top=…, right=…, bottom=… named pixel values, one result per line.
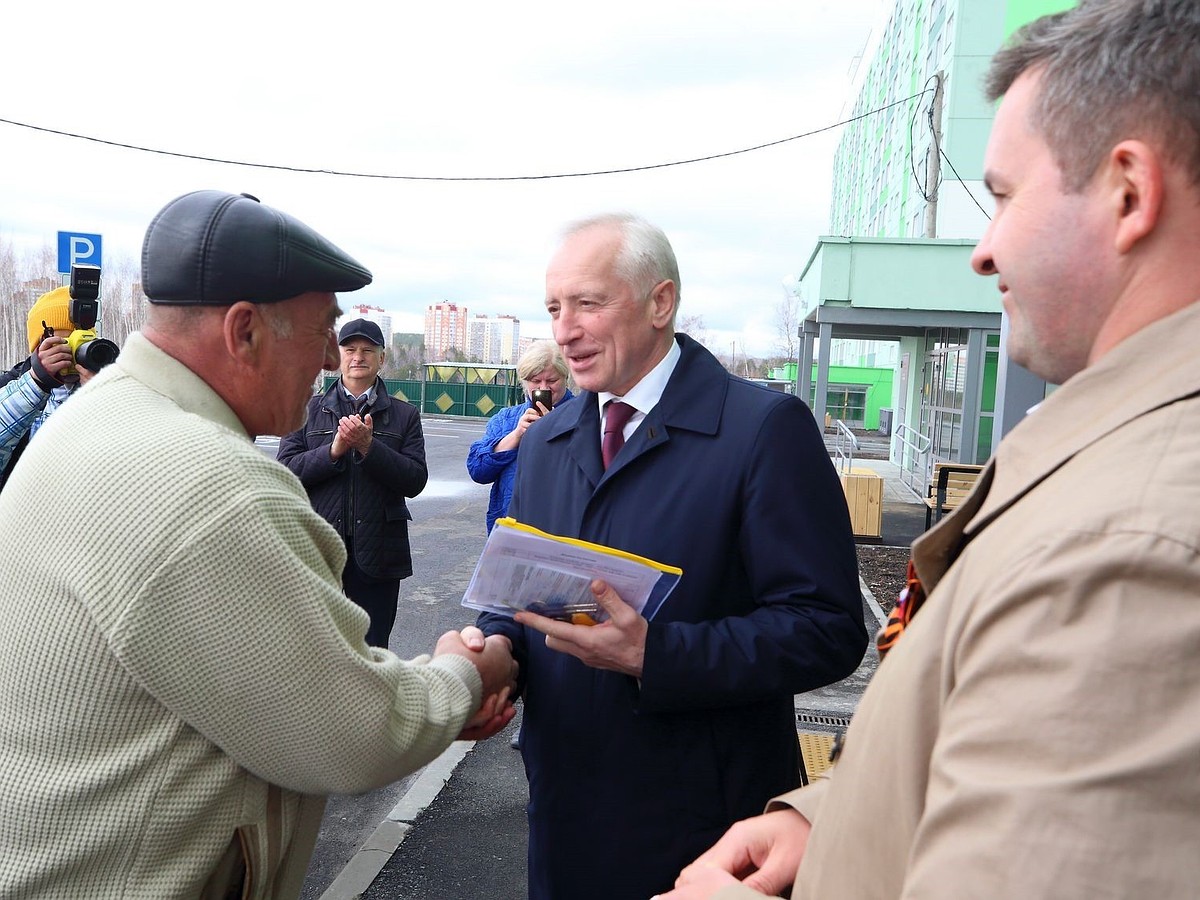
left=57, top=231, right=103, bottom=274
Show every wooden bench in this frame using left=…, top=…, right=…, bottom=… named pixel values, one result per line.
left=923, top=463, right=986, bottom=529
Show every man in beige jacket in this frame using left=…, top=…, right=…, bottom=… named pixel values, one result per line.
left=0, top=190, right=515, bottom=899
left=662, top=1, right=1200, bottom=897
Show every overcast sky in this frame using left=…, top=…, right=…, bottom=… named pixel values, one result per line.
left=1, top=0, right=889, bottom=357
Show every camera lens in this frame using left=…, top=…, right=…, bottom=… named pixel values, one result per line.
left=75, top=337, right=120, bottom=373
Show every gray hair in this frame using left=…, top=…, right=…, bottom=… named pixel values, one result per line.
left=258, top=303, right=294, bottom=338
left=146, top=299, right=293, bottom=338
left=985, top=0, right=1200, bottom=192
left=516, top=341, right=569, bottom=382
left=562, top=213, right=682, bottom=306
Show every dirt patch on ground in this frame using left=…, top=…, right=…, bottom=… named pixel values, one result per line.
left=856, top=545, right=910, bottom=614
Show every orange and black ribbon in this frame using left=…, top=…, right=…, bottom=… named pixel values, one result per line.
left=876, top=559, right=927, bottom=659
left=825, top=561, right=928, bottom=766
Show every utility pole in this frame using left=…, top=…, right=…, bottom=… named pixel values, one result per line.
left=923, top=71, right=945, bottom=239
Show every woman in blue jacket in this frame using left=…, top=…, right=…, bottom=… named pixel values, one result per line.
left=466, top=343, right=572, bottom=533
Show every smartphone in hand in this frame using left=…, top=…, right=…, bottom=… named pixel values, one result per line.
left=530, top=389, right=553, bottom=414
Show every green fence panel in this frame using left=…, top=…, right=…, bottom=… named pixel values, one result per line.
left=421, top=364, right=522, bottom=418
left=320, top=368, right=523, bottom=418
left=319, top=376, right=424, bottom=409
left=422, top=380, right=466, bottom=416
left=465, top=383, right=521, bottom=418
left=384, top=379, right=423, bottom=405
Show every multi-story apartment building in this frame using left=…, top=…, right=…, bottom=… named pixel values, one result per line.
left=424, top=301, right=467, bottom=361
left=343, top=304, right=392, bottom=346
left=516, top=335, right=550, bottom=363
left=797, top=0, right=1072, bottom=470
left=467, top=314, right=521, bottom=365
left=830, top=0, right=1071, bottom=241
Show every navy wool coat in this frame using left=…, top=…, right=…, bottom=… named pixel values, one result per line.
left=479, top=334, right=866, bottom=900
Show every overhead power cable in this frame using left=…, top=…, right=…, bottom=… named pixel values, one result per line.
left=939, top=148, right=992, bottom=220
left=0, top=93, right=924, bottom=182
left=909, top=74, right=942, bottom=203
left=902, top=73, right=991, bottom=222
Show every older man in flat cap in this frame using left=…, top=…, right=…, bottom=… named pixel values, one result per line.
left=0, top=190, right=516, bottom=900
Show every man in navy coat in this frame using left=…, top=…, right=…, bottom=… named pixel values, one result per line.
left=478, top=213, right=866, bottom=900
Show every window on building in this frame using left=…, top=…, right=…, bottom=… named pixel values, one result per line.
left=808, top=384, right=869, bottom=428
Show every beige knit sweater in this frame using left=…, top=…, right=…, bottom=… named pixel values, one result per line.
left=0, top=334, right=481, bottom=899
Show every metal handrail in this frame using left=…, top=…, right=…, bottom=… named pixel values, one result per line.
left=833, top=419, right=859, bottom=474
left=895, top=423, right=932, bottom=495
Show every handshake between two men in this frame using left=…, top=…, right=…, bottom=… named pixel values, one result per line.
left=436, top=625, right=519, bottom=740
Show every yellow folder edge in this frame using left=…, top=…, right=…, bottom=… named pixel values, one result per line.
left=494, top=517, right=683, bottom=576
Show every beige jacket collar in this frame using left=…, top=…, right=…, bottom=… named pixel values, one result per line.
left=915, top=300, right=1200, bottom=589
left=116, top=332, right=251, bottom=440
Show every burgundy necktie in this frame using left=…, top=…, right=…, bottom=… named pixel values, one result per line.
left=601, top=401, right=636, bottom=469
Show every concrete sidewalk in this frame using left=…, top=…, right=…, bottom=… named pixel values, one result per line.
left=844, top=456, right=924, bottom=504
left=847, top=457, right=930, bottom=547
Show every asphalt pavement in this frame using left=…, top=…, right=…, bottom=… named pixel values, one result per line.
left=257, top=416, right=503, bottom=900
left=356, top=593, right=887, bottom=900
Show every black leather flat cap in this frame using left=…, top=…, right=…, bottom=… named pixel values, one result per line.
left=142, top=190, right=372, bottom=304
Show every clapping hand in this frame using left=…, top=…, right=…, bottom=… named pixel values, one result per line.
left=331, top=412, right=373, bottom=459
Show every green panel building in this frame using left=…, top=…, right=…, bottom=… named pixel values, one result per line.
left=829, top=0, right=1075, bottom=241
left=798, top=0, right=1073, bottom=485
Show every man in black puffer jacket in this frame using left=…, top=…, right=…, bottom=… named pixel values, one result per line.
left=278, top=319, right=428, bottom=647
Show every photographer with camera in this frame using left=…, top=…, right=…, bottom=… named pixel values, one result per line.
left=0, top=280, right=119, bottom=489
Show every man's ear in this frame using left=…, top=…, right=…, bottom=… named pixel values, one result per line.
left=222, top=302, right=263, bottom=363
left=649, top=279, right=677, bottom=329
left=1110, top=139, right=1163, bottom=255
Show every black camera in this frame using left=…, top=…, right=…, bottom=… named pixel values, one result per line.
left=63, top=265, right=120, bottom=374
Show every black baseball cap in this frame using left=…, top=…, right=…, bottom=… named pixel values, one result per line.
left=141, top=190, right=372, bottom=305
left=338, top=318, right=385, bottom=347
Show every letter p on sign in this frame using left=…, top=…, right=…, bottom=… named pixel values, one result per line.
left=57, top=231, right=103, bottom=274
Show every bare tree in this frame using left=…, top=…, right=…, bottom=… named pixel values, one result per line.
left=0, top=242, right=56, bottom=369
left=773, top=291, right=800, bottom=362
left=677, top=313, right=709, bottom=349
left=0, top=234, right=21, bottom=368
left=98, top=254, right=145, bottom=348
